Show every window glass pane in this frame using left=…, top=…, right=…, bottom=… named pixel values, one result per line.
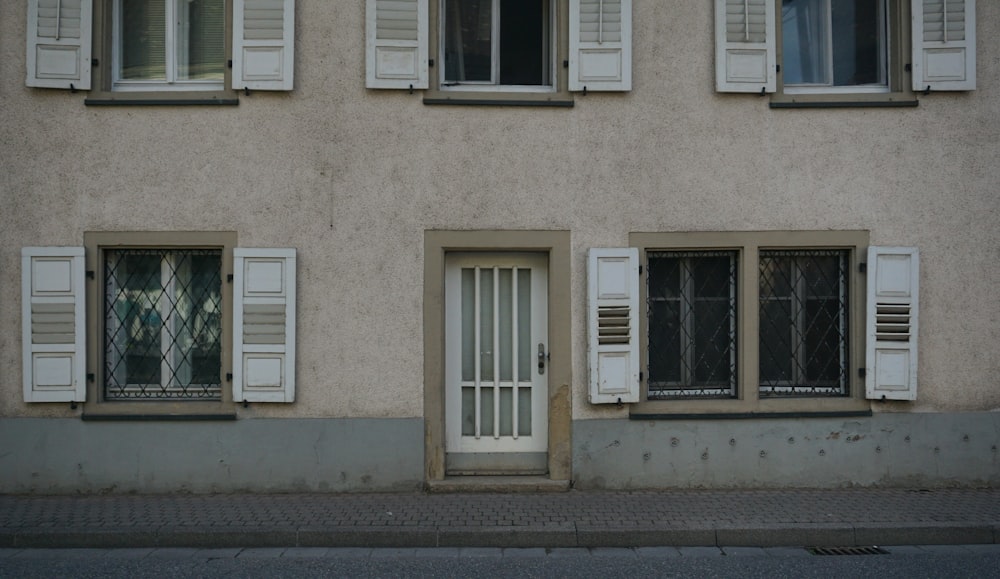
left=461, top=387, right=475, bottom=435
left=517, top=269, right=531, bottom=381
left=518, top=386, right=531, bottom=436
left=121, top=0, right=167, bottom=80
left=444, top=0, right=493, bottom=82
left=499, top=0, right=547, bottom=85
left=177, top=0, right=225, bottom=80
left=461, top=268, right=475, bottom=382
left=480, top=387, right=494, bottom=435
left=479, top=268, right=494, bottom=382
left=759, top=250, right=848, bottom=396
left=647, top=252, right=737, bottom=399
left=782, top=0, right=885, bottom=87
left=831, top=0, right=882, bottom=86
left=499, top=387, right=513, bottom=436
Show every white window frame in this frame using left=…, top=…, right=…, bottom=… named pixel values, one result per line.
left=438, top=0, right=557, bottom=93
left=780, top=0, right=890, bottom=95
left=110, top=0, right=225, bottom=92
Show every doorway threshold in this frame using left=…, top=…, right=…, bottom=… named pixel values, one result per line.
left=427, top=476, right=571, bottom=493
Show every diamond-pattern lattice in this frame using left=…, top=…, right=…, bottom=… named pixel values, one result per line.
left=758, top=250, right=848, bottom=397
left=647, top=251, right=737, bottom=399
left=104, top=249, right=222, bottom=400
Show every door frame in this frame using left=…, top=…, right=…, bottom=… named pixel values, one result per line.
left=424, top=231, right=572, bottom=482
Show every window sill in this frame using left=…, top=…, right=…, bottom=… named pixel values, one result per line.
left=81, top=399, right=236, bottom=420
left=769, top=92, right=918, bottom=109
left=84, top=91, right=239, bottom=106
left=423, top=89, right=573, bottom=107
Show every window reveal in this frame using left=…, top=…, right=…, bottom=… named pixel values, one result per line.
left=104, top=249, right=223, bottom=400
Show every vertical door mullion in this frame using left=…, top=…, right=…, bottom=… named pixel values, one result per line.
left=493, top=267, right=500, bottom=439
left=474, top=267, right=481, bottom=439
left=512, top=266, right=519, bottom=439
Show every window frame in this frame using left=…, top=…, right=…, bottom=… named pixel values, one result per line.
left=629, top=231, right=871, bottom=417
left=83, top=231, right=237, bottom=417
left=424, top=0, right=573, bottom=105
left=88, top=0, right=236, bottom=103
left=771, top=0, right=915, bottom=107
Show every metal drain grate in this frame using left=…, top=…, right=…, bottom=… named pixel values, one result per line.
left=808, top=546, right=889, bottom=556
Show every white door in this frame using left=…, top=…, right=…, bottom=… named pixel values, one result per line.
left=444, top=253, right=548, bottom=474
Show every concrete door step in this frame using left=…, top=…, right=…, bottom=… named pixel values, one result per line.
left=426, top=476, right=571, bottom=493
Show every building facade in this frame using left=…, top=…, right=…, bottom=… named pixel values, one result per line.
left=1, top=0, right=998, bottom=493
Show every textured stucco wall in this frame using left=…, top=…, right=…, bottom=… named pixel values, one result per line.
left=1, top=1, right=999, bottom=428
left=573, top=413, right=1000, bottom=489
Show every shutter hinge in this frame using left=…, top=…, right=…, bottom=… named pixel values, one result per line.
left=638, top=265, right=643, bottom=276
left=858, top=368, right=866, bottom=379
left=905, top=63, right=912, bottom=73
left=859, top=262, right=867, bottom=274
left=86, top=270, right=95, bottom=279
left=563, top=60, right=569, bottom=68
left=428, top=58, right=434, bottom=67
left=226, top=372, right=233, bottom=382
left=227, top=59, right=233, bottom=69
left=639, top=371, right=644, bottom=381
left=92, top=58, right=99, bottom=67
left=87, top=373, right=95, bottom=382
left=227, top=274, right=234, bottom=283
left=776, top=64, right=780, bottom=73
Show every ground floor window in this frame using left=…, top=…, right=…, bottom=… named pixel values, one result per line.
left=103, top=248, right=223, bottom=400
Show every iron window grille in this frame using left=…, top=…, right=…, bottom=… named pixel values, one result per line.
left=758, top=249, right=849, bottom=397
left=103, top=248, right=222, bottom=400
left=647, top=251, right=738, bottom=399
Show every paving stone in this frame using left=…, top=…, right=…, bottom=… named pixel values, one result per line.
left=721, top=546, right=769, bottom=557
left=503, top=548, right=548, bottom=558
left=237, top=548, right=286, bottom=558
left=677, top=547, right=724, bottom=557
left=635, top=547, right=682, bottom=558
left=282, top=548, right=332, bottom=558
left=589, top=547, right=637, bottom=558
left=458, top=547, right=504, bottom=558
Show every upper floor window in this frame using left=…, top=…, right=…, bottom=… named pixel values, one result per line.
left=114, top=0, right=226, bottom=91
left=781, top=0, right=887, bottom=93
left=442, top=0, right=553, bottom=89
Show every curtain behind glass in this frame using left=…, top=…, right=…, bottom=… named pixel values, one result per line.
left=179, top=0, right=225, bottom=80
left=445, top=0, right=492, bottom=82
left=781, top=0, right=827, bottom=85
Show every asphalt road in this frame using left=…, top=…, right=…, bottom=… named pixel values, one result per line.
left=2, top=545, right=1000, bottom=578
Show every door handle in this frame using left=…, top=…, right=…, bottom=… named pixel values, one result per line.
left=538, top=343, right=547, bottom=375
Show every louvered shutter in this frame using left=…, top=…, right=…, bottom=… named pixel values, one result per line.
left=588, top=248, right=640, bottom=404
left=569, top=0, right=631, bottom=92
left=714, top=0, right=775, bottom=93
left=233, top=248, right=296, bottom=403
left=232, top=0, right=295, bottom=91
left=366, top=0, right=428, bottom=89
left=912, top=0, right=976, bottom=91
left=865, top=247, right=919, bottom=401
left=22, top=248, right=86, bottom=403
left=26, top=0, right=92, bottom=89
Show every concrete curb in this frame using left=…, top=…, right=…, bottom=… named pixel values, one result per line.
left=2, top=523, right=997, bottom=549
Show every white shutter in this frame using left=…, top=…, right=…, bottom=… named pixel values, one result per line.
left=232, top=0, right=295, bottom=91
left=26, top=0, right=92, bottom=89
left=233, top=248, right=296, bottom=403
left=22, top=247, right=86, bottom=403
left=588, top=248, right=640, bottom=404
left=714, top=0, right=775, bottom=93
left=865, top=247, right=919, bottom=401
left=569, top=0, right=632, bottom=92
left=366, top=0, right=429, bottom=89
left=912, top=0, right=976, bottom=91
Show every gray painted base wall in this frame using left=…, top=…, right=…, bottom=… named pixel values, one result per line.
left=0, top=418, right=424, bottom=494
left=572, top=413, right=1000, bottom=489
